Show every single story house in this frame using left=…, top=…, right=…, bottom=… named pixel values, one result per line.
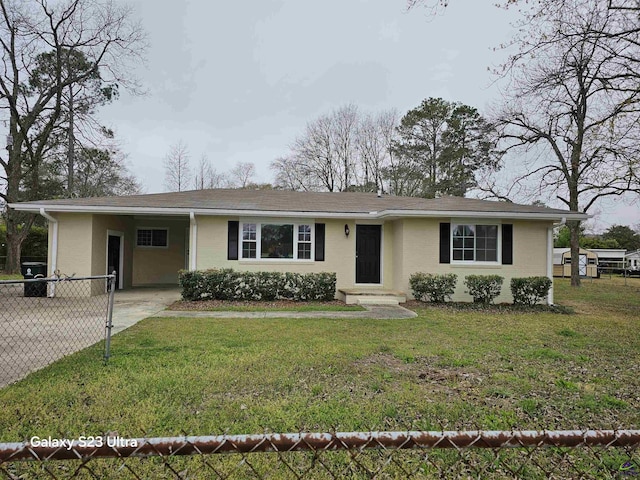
left=10, top=189, right=588, bottom=304
left=552, top=247, right=598, bottom=278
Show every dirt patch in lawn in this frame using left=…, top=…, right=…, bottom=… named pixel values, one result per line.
left=168, top=299, right=362, bottom=311
left=353, top=353, right=483, bottom=386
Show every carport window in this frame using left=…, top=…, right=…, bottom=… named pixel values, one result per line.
left=136, top=228, right=168, bottom=248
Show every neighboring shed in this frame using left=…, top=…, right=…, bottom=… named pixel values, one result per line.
left=553, top=247, right=598, bottom=278
left=589, top=248, right=626, bottom=272
left=626, top=250, right=640, bottom=272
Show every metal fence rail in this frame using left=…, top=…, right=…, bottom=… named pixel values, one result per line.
left=0, top=274, right=115, bottom=388
left=0, top=430, right=638, bottom=479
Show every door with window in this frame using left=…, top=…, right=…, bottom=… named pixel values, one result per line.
left=356, top=225, right=381, bottom=284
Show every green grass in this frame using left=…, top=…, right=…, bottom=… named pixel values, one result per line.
left=0, top=277, right=638, bottom=476
left=0, top=272, right=22, bottom=280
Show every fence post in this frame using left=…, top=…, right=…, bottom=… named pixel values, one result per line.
left=104, top=272, right=116, bottom=363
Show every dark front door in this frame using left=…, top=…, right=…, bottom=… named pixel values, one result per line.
left=356, top=225, right=381, bottom=284
left=107, top=235, right=122, bottom=290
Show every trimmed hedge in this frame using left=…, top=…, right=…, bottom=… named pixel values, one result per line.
left=179, top=269, right=337, bottom=302
left=510, top=276, right=552, bottom=306
left=464, top=274, right=504, bottom=304
left=409, top=273, right=457, bottom=303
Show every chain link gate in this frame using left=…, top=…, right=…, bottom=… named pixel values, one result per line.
left=0, top=274, right=116, bottom=388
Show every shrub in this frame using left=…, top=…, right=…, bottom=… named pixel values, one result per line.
left=178, top=269, right=336, bottom=302
left=464, top=275, right=504, bottom=304
left=409, top=273, right=457, bottom=303
left=510, top=276, right=552, bottom=306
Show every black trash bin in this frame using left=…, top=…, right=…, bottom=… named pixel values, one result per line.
left=21, top=262, right=48, bottom=297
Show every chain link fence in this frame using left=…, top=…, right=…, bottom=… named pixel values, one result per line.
left=0, top=430, right=638, bottom=479
left=0, top=274, right=115, bottom=388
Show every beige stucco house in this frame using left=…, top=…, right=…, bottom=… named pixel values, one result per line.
left=10, top=189, right=587, bottom=304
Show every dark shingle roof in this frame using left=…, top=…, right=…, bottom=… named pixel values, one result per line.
left=11, top=188, right=586, bottom=218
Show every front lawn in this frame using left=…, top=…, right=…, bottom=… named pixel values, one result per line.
left=0, top=277, right=638, bottom=476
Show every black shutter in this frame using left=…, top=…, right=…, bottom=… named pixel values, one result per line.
left=502, top=224, right=513, bottom=265
left=315, top=223, right=325, bottom=261
left=228, top=221, right=239, bottom=260
left=439, top=223, right=450, bottom=264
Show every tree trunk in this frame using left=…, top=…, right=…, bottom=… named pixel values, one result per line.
left=4, top=228, right=22, bottom=274
left=67, top=84, right=75, bottom=197
left=568, top=220, right=582, bottom=287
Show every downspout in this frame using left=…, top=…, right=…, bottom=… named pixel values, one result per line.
left=39, top=208, right=58, bottom=297
left=190, top=212, right=197, bottom=271
left=548, top=217, right=566, bottom=305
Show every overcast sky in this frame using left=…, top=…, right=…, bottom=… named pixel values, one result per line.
left=100, top=0, right=639, bottom=232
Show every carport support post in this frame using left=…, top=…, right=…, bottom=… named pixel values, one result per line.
left=104, top=272, right=116, bottom=363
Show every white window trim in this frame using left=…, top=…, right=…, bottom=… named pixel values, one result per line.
left=239, top=220, right=315, bottom=262
left=135, top=227, right=170, bottom=249
left=450, top=221, right=502, bottom=265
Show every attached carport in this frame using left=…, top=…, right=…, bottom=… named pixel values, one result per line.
left=48, top=211, right=190, bottom=290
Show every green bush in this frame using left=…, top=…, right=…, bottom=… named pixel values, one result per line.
left=464, top=274, right=504, bottom=304
left=510, top=276, right=552, bottom=306
left=409, top=273, right=457, bottom=303
left=0, top=224, right=48, bottom=259
left=178, top=269, right=336, bottom=302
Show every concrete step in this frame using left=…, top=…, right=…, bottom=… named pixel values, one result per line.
left=339, top=288, right=407, bottom=305
left=356, top=296, right=402, bottom=306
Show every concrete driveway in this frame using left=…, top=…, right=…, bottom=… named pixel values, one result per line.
left=0, top=284, right=180, bottom=388
left=111, top=286, right=181, bottom=334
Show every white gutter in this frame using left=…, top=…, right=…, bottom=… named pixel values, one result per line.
left=547, top=225, right=554, bottom=305
left=189, top=212, right=197, bottom=271
left=39, top=208, right=58, bottom=297
left=9, top=204, right=590, bottom=222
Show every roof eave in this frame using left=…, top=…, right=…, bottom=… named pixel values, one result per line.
left=9, top=203, right=590, bottom=221
left=377, top=209, right=589, bottom=221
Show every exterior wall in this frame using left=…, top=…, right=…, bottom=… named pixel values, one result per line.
left=132, top=218, right=189, bottom=285
left=50, top=213, right=93, bottom=278
left=391, top=220, right=404, bottom=292
left=397, top=218, right=553, bottom=302
left=195, top=216, right=364, bottom=293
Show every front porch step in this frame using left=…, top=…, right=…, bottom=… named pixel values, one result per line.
left=338, top=288, right=407, bottom=305
left=356, top=296, right=402, bottom=306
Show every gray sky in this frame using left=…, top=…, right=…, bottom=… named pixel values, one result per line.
left=100, top=0, right=638, bottom=232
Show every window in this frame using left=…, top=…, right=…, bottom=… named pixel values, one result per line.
left=452, top=224, right=498, bottom=262
left=240, top=222, right=313, bottom=260
left=261, top=224, right=293, bottom=258
left=242, top=223, right=257, bottom=259
left=136, top=228, right=168, bottom=248
left=297, top=225, right=312, bottom=260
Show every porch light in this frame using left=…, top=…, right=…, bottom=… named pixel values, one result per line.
left=344, top=224, right=350, bottom=237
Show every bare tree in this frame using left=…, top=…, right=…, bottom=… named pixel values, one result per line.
left=228, top=161, right=256, bottom=189
left=0, top=0, right=146, bottom=272
left=489, top=0, right=640, bottom=286
left=193, top=155, right=225, bottom=190
left=356, top=109, right=398, bottom=193
left=271, top=156, right=320, bottom=191
left=272, top=105, right=369, bottom=192
left=164, top=141, right=191, bottom=192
